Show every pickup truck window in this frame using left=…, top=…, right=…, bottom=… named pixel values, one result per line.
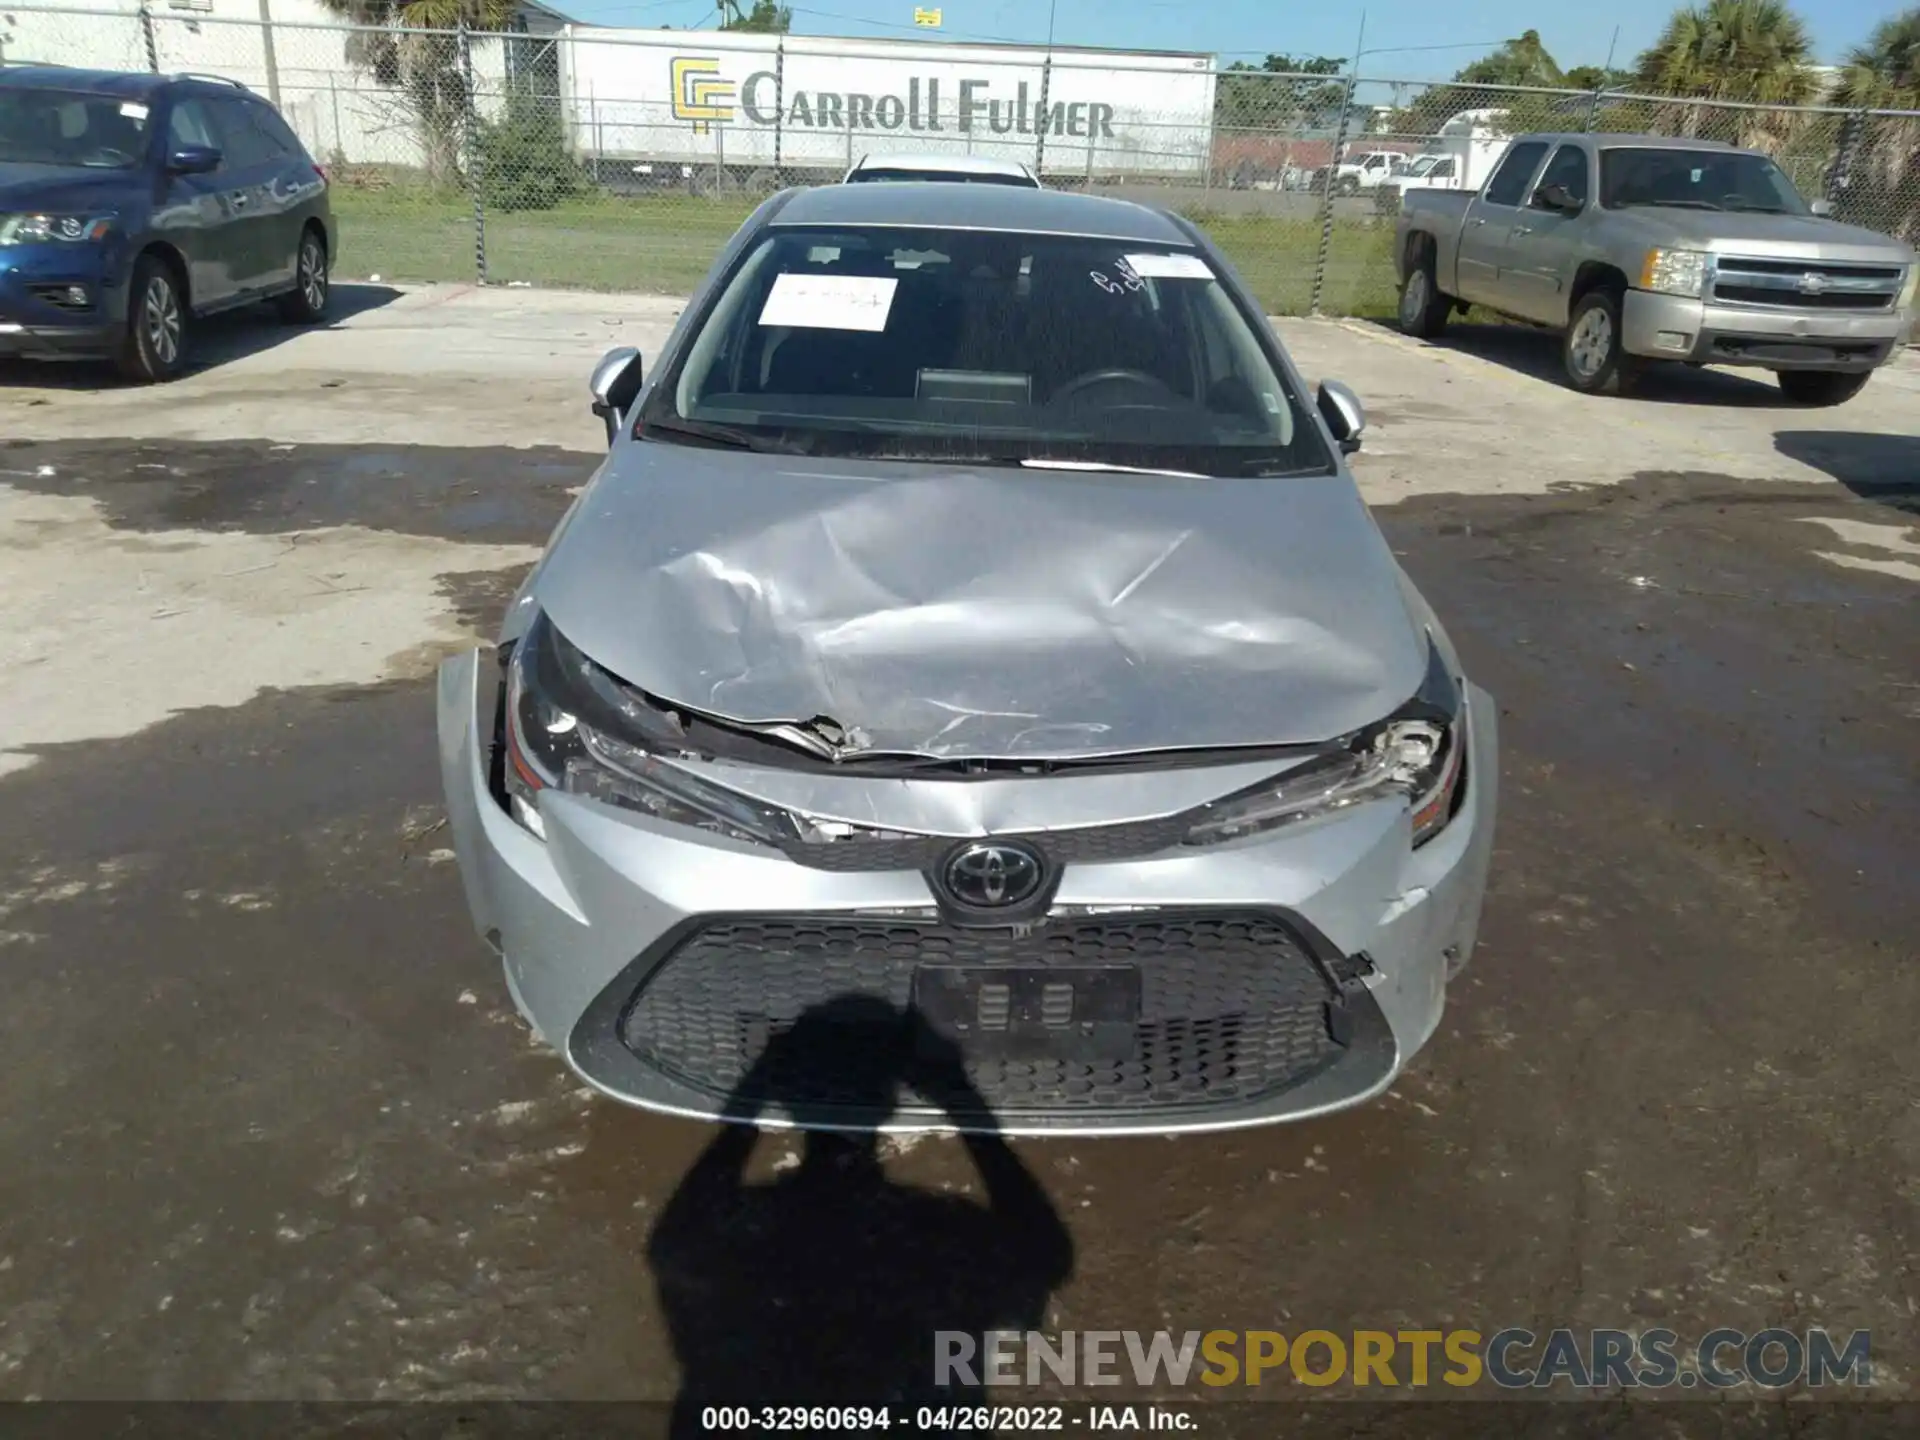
left=1598, top=147, right=1809, bottom=215
left=1531, top=144, right=1590, bottom=209
left=1482, top=141, right=1549, bottom=207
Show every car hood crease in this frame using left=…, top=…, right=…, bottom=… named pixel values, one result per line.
left=533, top=446, right=1427, bottom=761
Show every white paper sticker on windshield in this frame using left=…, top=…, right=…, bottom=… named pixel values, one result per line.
left=120, top=102, right=150, bottom=121
left=759, top=273, right=898, bottom=331
left=1122, top=252, right=1214, bottom=280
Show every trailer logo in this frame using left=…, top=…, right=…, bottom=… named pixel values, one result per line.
left=671, top=57, right=734, bottom=134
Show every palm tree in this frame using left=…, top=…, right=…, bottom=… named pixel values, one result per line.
left=1827, top=10, right=1920, bottom=239
left=321, top=0, right=518, bottom=185
left=1831, top=9, right=1920, bottom=108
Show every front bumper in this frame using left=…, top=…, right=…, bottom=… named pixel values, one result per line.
left=436, top=649, right=1500, bottom=1135
left=1621, top=288, right=1914, bottom=371
left=0, top=243, right=127, bottom=359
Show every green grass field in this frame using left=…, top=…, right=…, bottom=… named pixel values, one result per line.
left=328, top=189, right=1402, bottom=317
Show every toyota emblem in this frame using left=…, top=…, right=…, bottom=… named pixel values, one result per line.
left=941, top=841, right=1045, bottom=909
left=1798, top=272, right=1828, bottom=295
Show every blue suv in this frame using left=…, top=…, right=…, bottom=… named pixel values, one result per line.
left=0, top=66, right=335, bottom=381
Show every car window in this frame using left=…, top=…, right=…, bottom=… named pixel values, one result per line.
left=0, top=86, right=151, bottom=169
left=645, top=224, right=1332, bottom=478
left=1598, top=147, right=1809, bottom=215
left=207, top=97, right=274, bottom=168
left=1481, top=141, right=1548, bottom=207
left=1430, top=157, right=1455, bottom=178
left=1531, top=144, right=1589, bottom=208
left=166, top=98, right=219, bottom=154
left=248, top=102, right=306, bottom=160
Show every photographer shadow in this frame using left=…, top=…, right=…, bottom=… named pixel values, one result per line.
left=647, top=995, right=1075, bottom=1434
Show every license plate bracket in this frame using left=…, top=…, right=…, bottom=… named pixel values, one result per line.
left=911, top=965, right=1141, bottom=1063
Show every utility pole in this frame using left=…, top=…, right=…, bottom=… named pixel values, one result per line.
left=257, top=0, right=283, bottom=107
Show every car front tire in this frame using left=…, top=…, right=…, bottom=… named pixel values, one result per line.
left=277, top=228, right=330, bottom=324
left=1776, top=369, right=1870, bottom=407
left=115, top=254, right=187, bottom=383
left=1562, top=288, right=1642, bottom=396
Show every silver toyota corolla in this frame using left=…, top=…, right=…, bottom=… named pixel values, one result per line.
left=437, top=182, right=1498, bottom=1135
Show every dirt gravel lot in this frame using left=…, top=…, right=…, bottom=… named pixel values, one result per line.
left=1, top=286, right=1916, bottom=1422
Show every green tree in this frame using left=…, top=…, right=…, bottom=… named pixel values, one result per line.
left=1831, top=8, right=1920, bottom=108
left=1563, top=64, right=1634, bottom=91
left=1827, top=9, right=1920, bottom=239
left=1388, top=33, right=1569, bottom=141
left=1213, top=54, right=1348, bottom=134
left=1630, top=0, right=1817, bottom=103
left=716, top=0, right=792, bottom=30
left=321, top=0, right=518, bottom=185
left=479, top=91, right=586, bottom=211
left=1453, top=29, right=1565, bottom=88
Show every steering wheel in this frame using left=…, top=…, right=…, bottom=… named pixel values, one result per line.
left=82, top=146, right=135, bottom=166
left=1051, top=368, right=1176, bottom=406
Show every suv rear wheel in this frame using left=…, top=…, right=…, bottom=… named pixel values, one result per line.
left=1776, top=370, right=1869, bottom=407
left=116, top=254, right=187, bottom=383
left=278, top=228, right=330, bottom=324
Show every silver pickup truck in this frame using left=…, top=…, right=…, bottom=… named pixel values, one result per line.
left=1394, top=131, right=1918, bottom=404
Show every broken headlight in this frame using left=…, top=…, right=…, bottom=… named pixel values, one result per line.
left=501, top=611, right=798, bottom=846
left=1184, top=638, right=1466, bottom=849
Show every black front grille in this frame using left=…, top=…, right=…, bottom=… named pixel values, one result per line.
left=617, top=911, right=1345, bottom=1117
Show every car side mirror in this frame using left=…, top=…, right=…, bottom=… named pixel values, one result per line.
left=589, top=346, right=644, bottom=446
left=165, top=145, right=222, bottom=176
left=1536, top=181, right=1582, bottom=215
left=1317, top=379, right=1365, bottom=456
left=1809, top=198, right=1834, bottom=217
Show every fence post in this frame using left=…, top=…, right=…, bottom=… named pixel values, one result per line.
left=1034, top=56, right=1052, bottom=176
left=459, top=20, right=488, bottom=285
left=138, top=2, right=159, bottom=73
left=256, top=0, right=282, bottom=107
left=1583, top=87, right=1604, bottom=132
left=1309, top=71, right=1360, bottom=317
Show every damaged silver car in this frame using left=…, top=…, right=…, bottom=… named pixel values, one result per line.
left=437, top=183, right=1498, bottom=1135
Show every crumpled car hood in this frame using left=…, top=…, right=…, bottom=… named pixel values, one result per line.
left=532, top=445, right=1427, bottom=760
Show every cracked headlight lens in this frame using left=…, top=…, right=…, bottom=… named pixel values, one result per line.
left=501, top=611, right=797, bottom=846
left=1185, top=638, right=1467, bottom=849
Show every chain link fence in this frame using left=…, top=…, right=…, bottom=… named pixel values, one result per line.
left=4, top=4, right=1917, bottom=316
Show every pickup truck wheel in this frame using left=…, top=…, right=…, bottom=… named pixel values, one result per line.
left=1398, top=255, right=1450, bottom=339
left=1776, top=370, right=1870, bottom=407
left=1563, top=290, right=1642, bottom=396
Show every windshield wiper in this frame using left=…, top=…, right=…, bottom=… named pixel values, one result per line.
left=1019, top=458, right=1209, bottom=479
left=643, top=416, right=772, bottom=451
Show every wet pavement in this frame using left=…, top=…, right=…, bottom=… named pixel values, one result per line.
left=2, top=427, right=1915, bottom=1414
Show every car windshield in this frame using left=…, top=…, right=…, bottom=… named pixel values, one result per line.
left=0, top=87, right=152, bottom=169
left=647, top=224, right=1333, bottom=477
left=1599, top=147, right=1809, bottom=215
left=851, top=169, right=1034, bottom=186
left=1408, top=155, right=1439, bottom=177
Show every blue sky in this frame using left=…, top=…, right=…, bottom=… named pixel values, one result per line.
left=559, top=0, right=1904, bottom=70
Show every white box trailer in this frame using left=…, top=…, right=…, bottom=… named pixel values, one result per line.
left=557, top=27, right=1217, bottom=186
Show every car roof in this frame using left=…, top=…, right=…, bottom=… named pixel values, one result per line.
left=850, top=152, right=1034, bottom=179
left=773, top=183, right=1193, bottom=244
left=1520, top=131, right=1743, bottom=152
left=0, top=65, right=170, bottom=98
left=0, top=65, right=252, bottom=101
